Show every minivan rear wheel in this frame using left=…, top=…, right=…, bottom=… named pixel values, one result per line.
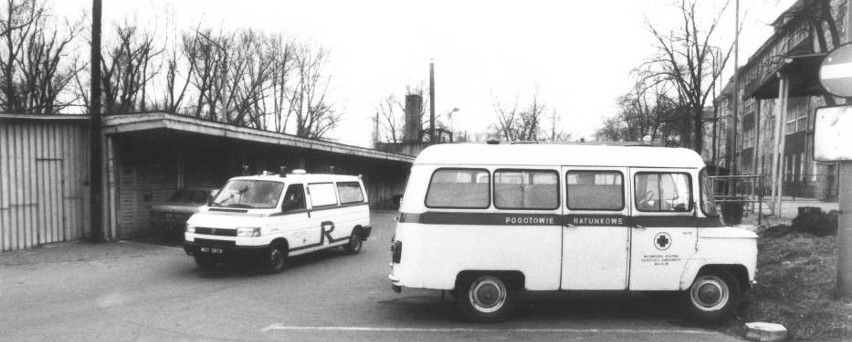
left=458, top=275, right=515, bottom=323
left=344, top=235, right=363, bottom=254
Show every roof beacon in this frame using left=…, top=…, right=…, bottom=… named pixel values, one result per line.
left=292, top=169, right=307, bottom=175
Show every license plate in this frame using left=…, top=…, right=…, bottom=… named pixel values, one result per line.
left=200, top=247, right=223, bottom=254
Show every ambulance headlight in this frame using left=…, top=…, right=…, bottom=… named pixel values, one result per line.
left=237, top=227, right=261, bottom=237
left=185, top=224, right=196, bottom=233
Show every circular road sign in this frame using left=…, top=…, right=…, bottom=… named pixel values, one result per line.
left=820, top=42, right=852, bottom=98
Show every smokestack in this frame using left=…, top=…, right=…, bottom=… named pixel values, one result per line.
left=403, top=94, right=423, bottom=143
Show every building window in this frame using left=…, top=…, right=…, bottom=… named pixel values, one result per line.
left=785, top=97, right=808, bottom=134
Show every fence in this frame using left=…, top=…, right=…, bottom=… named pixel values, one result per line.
left=711, top=174, right=840, bottom=226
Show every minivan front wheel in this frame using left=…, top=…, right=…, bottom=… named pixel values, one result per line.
left=684, top=270, right=741, bottom=323
left=458, top=275, right=515, bottom=323
left=262, top=244, right=287, bottom=273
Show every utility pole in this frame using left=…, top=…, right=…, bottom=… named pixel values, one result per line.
left=837, top=0, right=852, bottom=299
left=731, top=0, right=740, bottom=177
left=89, top=0, right=103, bottom=242
left=429, top=60, right=436, bottom=144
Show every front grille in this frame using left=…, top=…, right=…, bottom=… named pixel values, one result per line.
left=195, top=227, right=237, bottom=236
left=194, top=238, right=236, bottom=247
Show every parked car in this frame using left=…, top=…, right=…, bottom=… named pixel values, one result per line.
left=150, top=188, right=219, bottom=237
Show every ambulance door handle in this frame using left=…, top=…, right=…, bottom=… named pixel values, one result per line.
left=563, top=223, right=576, bottom=228
left=635, top=224, right=645, bottom=230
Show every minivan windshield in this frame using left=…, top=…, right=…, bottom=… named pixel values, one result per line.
left=210, top=180, right=284, bottom=209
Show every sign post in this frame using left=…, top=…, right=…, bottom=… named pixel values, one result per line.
left=818, top=40, right=852, bottom=299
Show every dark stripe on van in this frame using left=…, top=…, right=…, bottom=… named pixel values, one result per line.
left=399, top=212, right=723, bottom=228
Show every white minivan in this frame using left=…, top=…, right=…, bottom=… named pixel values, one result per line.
left=184, top=170, right=371, bottom=272
left=388, top=143, right=757, bottom=323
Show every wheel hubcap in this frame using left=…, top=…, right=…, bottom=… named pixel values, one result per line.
left=698, top=284, right=721, bottom=304
left=476, top=284, right=499, bottom=307
left=469, top=276, right=507, bottom=313
left=690, top=275, right=729, bottom=311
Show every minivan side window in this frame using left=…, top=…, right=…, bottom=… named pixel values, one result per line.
left=566, top=171, right=624, bottom=210
left=308, top=183, right=338, bottom=207
left=635, top=173, right=692, bottom=212
left=337, top=182, right=365, bottom=204
left=494, top=169, right=558, bottom=210
left=282, top=184, right=306, bottom=211
left=425, top=168, right=490, bottom=209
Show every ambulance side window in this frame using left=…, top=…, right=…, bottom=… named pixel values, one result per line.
left=566, top=171, right=624, bottom=210
left=425, top=168, right=490, bottom=209
left=494, top=169, right=559, bottom=210
left=635, top=173, right=692, bottom=212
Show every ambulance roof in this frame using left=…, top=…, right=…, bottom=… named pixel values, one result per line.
left=415, top=143, right=706, bottom=169
left=228, top=173, right=360, bottom=183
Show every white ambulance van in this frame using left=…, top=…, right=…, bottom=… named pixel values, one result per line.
left=184, top=170, right=371, bottom=273
left=388, top=144, right=757, bottom=323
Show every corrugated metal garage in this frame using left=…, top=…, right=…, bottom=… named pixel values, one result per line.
left=0, top=115, right=90, bottom=251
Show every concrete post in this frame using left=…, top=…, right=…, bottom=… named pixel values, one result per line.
left=836, top=0, right=852, bottom=299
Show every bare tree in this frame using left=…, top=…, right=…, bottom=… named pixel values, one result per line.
left=493, top=91, right=547, bottom=142
left=375, top=94, right=402, bottom=143
left=98, top=22, right=163, bottom=114
left=545, top=109, right=571, bottom=142
left=290, top=43, right=338, bottom=138
left=597, top=80, right=679, bottom=143
left=267, top=34, right=295, bottom=133
left=642, top=0, right=734, bottom=152
left=0, top=0, right=82, bottom=114
left=158, top=32, right=194, bottom=114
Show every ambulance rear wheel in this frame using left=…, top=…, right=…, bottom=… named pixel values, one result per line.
left=684, top=270, right=741, bottom=323
left=458, top=275, right=515, bottom=323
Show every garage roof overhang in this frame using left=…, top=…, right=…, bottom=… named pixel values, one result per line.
left=101, top=112, right=414, bottom=164
left=748, top=53, right=826, bottom=100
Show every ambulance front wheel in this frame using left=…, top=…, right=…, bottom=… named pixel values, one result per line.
left=458, top=275, right=515, bottom=323
left=684, top=269, right=741, bottom=323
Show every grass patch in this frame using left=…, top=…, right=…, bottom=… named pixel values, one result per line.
left=721, top=225, right=852, bottom=341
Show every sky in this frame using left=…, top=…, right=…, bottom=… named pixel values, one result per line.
left=53, top=0, right=795, bottom=147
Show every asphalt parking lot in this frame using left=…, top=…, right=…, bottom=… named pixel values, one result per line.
left=0, top=211, right=745, bottom=341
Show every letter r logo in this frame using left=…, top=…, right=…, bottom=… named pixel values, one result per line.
left=321, top=221, right=335, bottom=245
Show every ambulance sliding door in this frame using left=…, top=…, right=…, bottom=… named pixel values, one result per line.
left=628, top=168, right=698, bottom=290
left=560, top=167, right=630, bottom=290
